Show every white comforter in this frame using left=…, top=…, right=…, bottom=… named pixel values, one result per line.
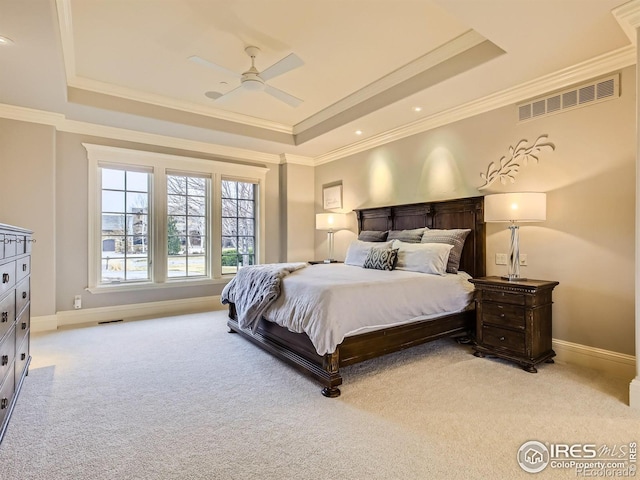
left=262, top=263, right=475, bottom=355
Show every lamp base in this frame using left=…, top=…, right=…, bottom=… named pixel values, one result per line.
left=501, top=275, right=527, bottom=282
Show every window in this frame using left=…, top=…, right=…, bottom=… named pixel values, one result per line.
left=100, top=167, right=151, bottom=283
left=222, top=180, right=256, bottom=274
left=167, top=174, right=209, bottom=278
left=85, top=144, right=268, bottom=292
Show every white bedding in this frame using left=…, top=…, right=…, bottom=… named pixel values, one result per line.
left=262, top=263, right=475, bottom=355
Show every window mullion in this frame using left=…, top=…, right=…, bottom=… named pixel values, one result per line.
left=154, top=169, right=167, bottom=283
left=211, top=174, right=222, bottom=278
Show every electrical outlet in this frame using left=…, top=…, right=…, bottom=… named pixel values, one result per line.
left=519, top=254, right=528, bottom=266
left=495, top=253, right=508, bottom=265
left=73, top=295, right=82, bottom=309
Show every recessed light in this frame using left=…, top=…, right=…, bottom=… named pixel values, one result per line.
left=0, top=36, right=14, bottom=46
left=413, top=106, right=422, bottom=112
left=355, top=130, right=363, bottom=135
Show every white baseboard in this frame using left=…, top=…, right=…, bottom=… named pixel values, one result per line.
left=630, top=378, right=640, bottom=410
left=31, top=295, right=225, bottom=332
left=553, top=338, right=636, bottom=381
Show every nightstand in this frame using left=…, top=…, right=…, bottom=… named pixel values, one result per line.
left=469, top=276, right=559, bottom=373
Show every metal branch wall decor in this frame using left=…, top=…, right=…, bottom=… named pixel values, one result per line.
left=478, top=135, right=555, bottom=190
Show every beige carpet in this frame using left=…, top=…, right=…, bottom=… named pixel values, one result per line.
left=0, top=311, right=638, bottom=479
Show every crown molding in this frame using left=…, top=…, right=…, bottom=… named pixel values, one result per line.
left=0, top=103, right=65, bottom=126
left=0, top=102, right=283, bottom=164
left=279, top=153, right=315, bottom=166
left=313, top=44, right=636, bottom=166
left=613, top=0, right=640, bottom=44
left=293, top=30, right=486, bottom=135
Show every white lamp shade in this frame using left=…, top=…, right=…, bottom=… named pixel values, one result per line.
left=484, top=193, right=546, bottom=223
left=316, top=213, right=348, bottom=231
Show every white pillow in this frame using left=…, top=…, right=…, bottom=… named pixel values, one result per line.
left=344, top=240, right=393, bottom=267
left=391, top=240, right=453, bottom=276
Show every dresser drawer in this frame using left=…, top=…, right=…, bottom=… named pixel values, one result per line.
left=15, top=334, right=29, bottom=388
left=15, top=278, right=29, bottom=317
left=15, top=256, right=30, bottom=284
left=0, top=292, right=15, bottom=342
left=482, top=325, right=525, bottom=354
left=3, top=236, right=17, bottom=258
left=0, top=261, right=15, bottom=298
left=0, top=366, right=15, bottom=428
left=15, top=305, right=29, bottom=349
left=483, top=289, right=525, bottom=306
left=483, top=302, right=525, bottom=329
left=0, top=325, right=16, bottom=385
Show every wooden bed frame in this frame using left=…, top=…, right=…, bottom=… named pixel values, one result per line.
left=227, top=196, right=486, bottom=397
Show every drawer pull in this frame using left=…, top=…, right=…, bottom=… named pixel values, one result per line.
left=1, top=355, right=7, bottom=366
left=499, top=336, right=506, bottom=342
left=22, top=292, right=27, bottom=299
left=500, top=313, right=505, bottom=318
left=21, top=322, right=26, bottom=330
left=0, top=398, right=7, bottom=409
left=21, top=353, right=26, bottom=361
left=3, top=238, right=14, bottom=244
left=2, top=273, right=9, bottom=284
left=1, top=312, right=7, bottom=322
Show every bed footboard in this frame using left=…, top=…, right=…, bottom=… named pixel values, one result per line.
left=226, top=303, right=473, bottom=397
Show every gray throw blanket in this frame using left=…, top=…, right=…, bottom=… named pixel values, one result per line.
left=221, top=262, right=307, bottom=333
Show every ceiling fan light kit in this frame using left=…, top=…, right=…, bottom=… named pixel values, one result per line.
left=190, top=45, right=303, bottom=107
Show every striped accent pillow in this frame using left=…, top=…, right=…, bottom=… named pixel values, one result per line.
left=420, top=229, right=471, bottom=274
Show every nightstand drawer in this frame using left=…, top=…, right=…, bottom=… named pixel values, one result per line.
left=482, top=325, right=525, bottom=354
left=483, top=290, right=525, bottom=306
left=483, top=302, right=525, bottom=329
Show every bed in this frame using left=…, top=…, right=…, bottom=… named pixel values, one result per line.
left=225, top=196, right=486, bottom=397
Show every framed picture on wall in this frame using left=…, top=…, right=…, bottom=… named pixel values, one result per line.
left=323, top=184, right=343, bottom=210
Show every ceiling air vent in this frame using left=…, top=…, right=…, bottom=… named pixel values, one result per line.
left=517, top=74, right=619, bottom=122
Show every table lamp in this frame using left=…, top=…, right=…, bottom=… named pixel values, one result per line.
left=484, top=192, right=546, bottom=281
left=315, top=213, right=348, bottom=263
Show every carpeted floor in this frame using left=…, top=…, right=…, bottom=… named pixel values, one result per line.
left=0, top=311, right=638, bottom=479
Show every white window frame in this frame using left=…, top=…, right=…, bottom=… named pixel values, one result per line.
left=85, top=143, right=268, bottom=293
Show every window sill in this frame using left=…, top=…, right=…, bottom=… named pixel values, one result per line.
left=86, top=276, right=233, bottom=294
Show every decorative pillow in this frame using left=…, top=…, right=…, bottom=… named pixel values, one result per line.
left=363, top=247, right=399, bottom=271
left=387, top=227, right=427, bottom=243
left=344, top=240, right=393, bottom=267
left=391, top=240, right=453, bottom=276
left=420, top=229, right=471, bottom=274
left=357, top=230, right=389, bottom=242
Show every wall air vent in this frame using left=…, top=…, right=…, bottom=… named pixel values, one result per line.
left=517, top=74, right=619, bottom=122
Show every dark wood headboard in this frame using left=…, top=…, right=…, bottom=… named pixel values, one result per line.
left=353, top=196, right=486, bottom=278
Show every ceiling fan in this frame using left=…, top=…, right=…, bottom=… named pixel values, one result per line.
left=189, top=46, right=304, bottom=107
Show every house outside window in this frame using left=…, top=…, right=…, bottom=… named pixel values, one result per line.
left=85, top=144, right=268, bottom=292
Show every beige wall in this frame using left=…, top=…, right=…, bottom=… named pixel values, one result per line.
left=315, top=67, right=636, bottom=356
left=0, top=119, right=56, bottom=318
left=280, top=163, right=315, bottom=262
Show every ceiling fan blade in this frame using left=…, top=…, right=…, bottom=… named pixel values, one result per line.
left=264, top=84, right=303, bottom=107
left=205, top=85, right=242, bottom=102
left=260, top=53, right=303, bottom=81
left=189, top=55, right=241, bottom=79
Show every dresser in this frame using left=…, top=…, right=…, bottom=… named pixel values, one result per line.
left=0, top=223, right=33, bottom=443
left=469, top=276, right=558, bottom=373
